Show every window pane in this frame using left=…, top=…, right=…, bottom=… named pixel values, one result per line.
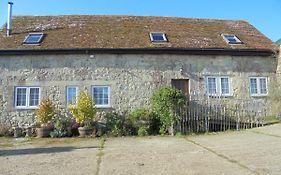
left=225, top=36, right=237, bottom=43
left=221, top=78, right=229, bottom=95
left=24, top=33, right=43, bottom=44
left=67, top=87, right=77, bottom=105
left=150, top=33, right=166, bottom=42
left=250, top=78, right=258, bottom=94
left=16, top=88, right=27, bottom=106
left=152, top=34, right=164, bottom=41
left=260, top=78, right=267, bottom=94
left=208, top=78, right=217, bottom=95
left=224, top=35, right=241, bottom=44
left=93, top=87, right=109, bottom=106
left=29, top=88, right=40, bottom=106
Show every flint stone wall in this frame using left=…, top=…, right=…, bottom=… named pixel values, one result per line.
left=0, top=53, right=277, bottom=127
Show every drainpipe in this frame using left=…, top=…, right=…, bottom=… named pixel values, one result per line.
left=6, top=2, right=13, bottom=37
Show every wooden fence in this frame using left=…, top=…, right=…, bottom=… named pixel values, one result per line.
left=175, top=95, right=267, bottom=133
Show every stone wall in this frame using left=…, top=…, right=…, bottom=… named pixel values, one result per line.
left=0, top=53, right=277, bottom=127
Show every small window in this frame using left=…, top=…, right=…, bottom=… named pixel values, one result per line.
left=206, top=77, right=231, bottom=96
left=222, top=34, right=242, bottom=44
left=249, top=77, right=268, bottom=96
left=66, top=86, right=78, bottom=106
left=150, top=32, right=167, bottom=42
left=15, top=87, right=40, bottom=109
left=92, top=86, right=110, bottom=108
left=23, top=33, right=44, bottom=44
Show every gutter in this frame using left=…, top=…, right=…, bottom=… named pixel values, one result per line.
left=0, top=48, right=275, bottom=57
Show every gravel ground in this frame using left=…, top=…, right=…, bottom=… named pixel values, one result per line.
left=0, top=123, right=281, bottom=175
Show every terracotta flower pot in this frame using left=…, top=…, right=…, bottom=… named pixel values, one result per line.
left=36, top=127, right=50, bottom=138
left=78, top=127, right=93, bottom=137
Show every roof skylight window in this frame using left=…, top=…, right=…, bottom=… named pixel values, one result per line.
left=23, top=33, right=44, bottom=45
left=222, top=34, right=242, bottom=44
left=150, top=32, right=168, bottom=42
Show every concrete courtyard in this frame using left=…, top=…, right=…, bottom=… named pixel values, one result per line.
left=1, top=123, right=281, bottom=175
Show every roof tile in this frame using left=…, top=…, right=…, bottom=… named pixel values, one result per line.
left=0, top=15, right=276, bottom=51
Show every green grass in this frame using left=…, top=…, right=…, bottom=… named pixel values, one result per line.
left=96, top=136, right=107, bottom=175
left=262, top=116, right=280, bottom=125
left=99, top=137, right=106, bottom=149
left=0, top=143, right=14, bottom=148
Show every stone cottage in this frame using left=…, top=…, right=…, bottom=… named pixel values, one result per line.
left=0, top=15, right=278, bottom=126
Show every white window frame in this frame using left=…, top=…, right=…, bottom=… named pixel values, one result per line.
left=15, top=87, right=41, bottom=109
left=149, top=32, right=167, bottom=42
left=66, top=86, right=78, bottom=106
left=206, top=76, right=231, bottom=97
left=221, top=34, right=242, bottom=45
left=23, top=32, right=44, bottom=45
left=92, top=86, right=111, bottom=108
left=249, top=77, right=268, bottom=97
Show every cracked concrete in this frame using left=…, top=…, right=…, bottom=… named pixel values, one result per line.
left=1, top=123, right=281, bottom=175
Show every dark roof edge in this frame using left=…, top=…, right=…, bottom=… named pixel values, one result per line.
left=0, top=48, right=275, bottom=56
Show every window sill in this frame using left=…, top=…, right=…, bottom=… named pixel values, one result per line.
left=15, top=107, right=38, bottom=110
left=96, top=105, right=111, bottom=109
left=207, top=94, right=232, bottom=98
left=250, top=94, right=268, bottom=97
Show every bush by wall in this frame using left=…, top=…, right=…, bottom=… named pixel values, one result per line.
left=151, top=87, right=186, bottom=135
left=105, top=112, right=136, bottom=136
left=130, top=108, right=159, bottom=136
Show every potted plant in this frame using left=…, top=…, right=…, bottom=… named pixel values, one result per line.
left=68, top=91, right=96, bottom=137
left=35, top=98, right=55, bottom=137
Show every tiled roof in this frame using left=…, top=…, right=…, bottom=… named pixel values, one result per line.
left=0, top=15, right=276, bottom=51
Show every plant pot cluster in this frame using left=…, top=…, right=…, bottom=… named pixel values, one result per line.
left=34, top=92, right=97, bottom=138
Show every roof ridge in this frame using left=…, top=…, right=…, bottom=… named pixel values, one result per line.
left=12, top=15, right=248, bottom=23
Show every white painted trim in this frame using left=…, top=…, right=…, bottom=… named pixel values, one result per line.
left=149, top=32, right=167, bottom=42
left=23, top=32, right=44, bottom=45
left=249, top=77, right=268, bottom=97
left=14, top=86, right=41, bottom=109
left=206, top=76, right=232, bottom=97
left=221, top=33, right=242, bottom=45
left=92, top=85, right=111, bottom=108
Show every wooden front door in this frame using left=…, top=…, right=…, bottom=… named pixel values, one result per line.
left=171, top=79, right=189, bottom=96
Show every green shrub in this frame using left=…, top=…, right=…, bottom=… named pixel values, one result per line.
left=151, top=87, right=186, bottom=135
left=130, top=108, right=152, bottom=121
left=105, top=112, right=125, bottom=137
left=50, top=117, right=73, bottom=138
left=68, top=91, right=96, bottom=127
left=130, top=108, right=160, bottom=135
left=138, top=126, right=149, bottom=136
left=36, top=98, right=56, bottom=126
left=105, top=112, right=136, bottom=137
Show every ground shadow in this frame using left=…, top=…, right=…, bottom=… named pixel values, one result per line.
left=0, top=146, right=98, bottom=157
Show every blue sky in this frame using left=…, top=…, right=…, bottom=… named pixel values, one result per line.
left=0, top=0, right=280, bottom=41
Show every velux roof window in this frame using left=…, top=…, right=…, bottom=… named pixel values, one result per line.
left=222, top=34, right=242, bottom=44
left=23, top=33, right=44, bottom=45
left=150, top=32, right=168, bottom=42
